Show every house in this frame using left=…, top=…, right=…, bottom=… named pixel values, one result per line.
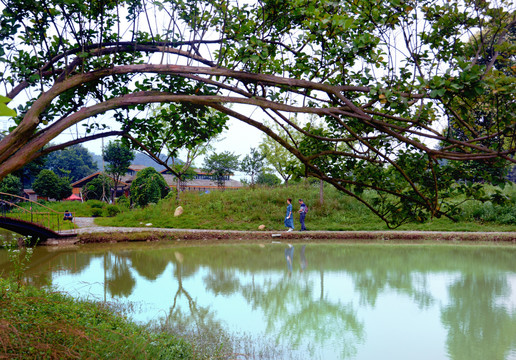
left=125, top=165, right=148, bottom=176
left=23, top=189, right=46, bottom=202
left=160, top=168, right=243, bottom=191
left=70, top=172, right=129, bottom=199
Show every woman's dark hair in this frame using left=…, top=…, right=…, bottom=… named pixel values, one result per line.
left=287, top=198, right=292, bottom=203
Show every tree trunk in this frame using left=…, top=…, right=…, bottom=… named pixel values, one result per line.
left=319, top=179, right=324, bottom=205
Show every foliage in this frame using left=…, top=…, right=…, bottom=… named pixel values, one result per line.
left=240, top=148, right=266, bottom=185
left=106, top=204, right=121, bottom=217
left=128, top=104, right=227, bottom=176
left=130, top=167, right=170, bottom=207
left=32, top=170, right=72, bottom=200
left=259, top=120, right=303, bottom=186
left=82, top=174, right=114, bottom=201
left=256, top=172, right=282, bottom=186
left=87, top=200, right=105, bottom=209
left=0, top=277, right=193, bottom=359
left=103, top=141, right=135, bottom=201
left=0, top=0, right=514, bottom=228
left=91, top=208, right=103, bottom=217
left=0, top=94, right=16, bottom=117
left=0, top=174, right=22, bottom=197
left=0, top=234, right=35, bottom=289
left=203, top=151, right=240, bottom=188
left=117, top=194, right=130, bottom=208
left=44, top=144, right=98, bottom=182
left=12, top=153, right=48, bottom=188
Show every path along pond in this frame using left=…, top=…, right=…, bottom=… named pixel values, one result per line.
left=1, top=240, right=516, bottom=360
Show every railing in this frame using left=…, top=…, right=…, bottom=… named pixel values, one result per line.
left=0, top=192, right=76, bottom=235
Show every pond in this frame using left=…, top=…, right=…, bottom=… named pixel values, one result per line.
left=1, top=241, right=516, bottom=360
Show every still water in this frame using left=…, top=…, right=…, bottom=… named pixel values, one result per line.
left=1, top=241, right=516, bottom=360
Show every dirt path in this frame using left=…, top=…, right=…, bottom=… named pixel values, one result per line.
left=41, top=217, right=516, bottom=245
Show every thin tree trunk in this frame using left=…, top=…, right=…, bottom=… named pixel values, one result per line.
left=319, top=179, right=324, bottom=205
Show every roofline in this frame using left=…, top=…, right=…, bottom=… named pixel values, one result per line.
left=71, top=172, right=128, bottom=187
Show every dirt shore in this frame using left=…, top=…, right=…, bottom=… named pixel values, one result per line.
left=43, top=217, right=516, bottom=246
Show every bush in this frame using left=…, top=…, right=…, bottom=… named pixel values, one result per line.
left=91, top=208, right=103, bottom=217
left=106, top=205, right=120, bottom=217
left=87, top=200, right=105, bottom=209
left=130, top=167, right=169, bottom=207
left=117, top=194, right=130, bottom=208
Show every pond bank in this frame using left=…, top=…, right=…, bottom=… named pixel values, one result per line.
left=43, top=217, right=516, bottom=245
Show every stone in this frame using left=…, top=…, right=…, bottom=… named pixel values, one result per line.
left=258, top=224, right=265, bottom=230
left=174, top=206, right=184, bottom=217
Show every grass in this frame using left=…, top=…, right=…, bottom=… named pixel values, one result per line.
left=0, top=277, right=193, bottom=359
left=90, top=182, right=516, bottom=232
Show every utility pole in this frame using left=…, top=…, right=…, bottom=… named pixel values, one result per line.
left=101, top=137, right=106, bottom=202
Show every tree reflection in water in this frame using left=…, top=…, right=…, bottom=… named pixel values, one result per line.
left=441, top=274, right=516, bottom=360
left=4, top=243, right=516, bottom=359
left=104, top=253, right=135, bottom=298
left=204, top=245, right=365, bottom=359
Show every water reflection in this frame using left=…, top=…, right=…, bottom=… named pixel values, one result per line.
left=285, top=244, right=294, bottom=274
left=1, top=243, right=516, bottom=359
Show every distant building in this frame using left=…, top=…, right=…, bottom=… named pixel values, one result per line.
left=160, top=168, right=242, bottom=191
left=125, top=165, right=148, bottom=176
left=23, top=189, right=46, bottom=202
left=71, top=165, right=243, bottom=200
left=71, top=172, right=129, bottom=200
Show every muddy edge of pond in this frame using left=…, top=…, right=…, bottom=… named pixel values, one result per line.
left=44, top=230, right=516, bottom=246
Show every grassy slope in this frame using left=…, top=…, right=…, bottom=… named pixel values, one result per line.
left=94, top=183, right=516, bottom=232
left=0, top=278, right=192, bottom=359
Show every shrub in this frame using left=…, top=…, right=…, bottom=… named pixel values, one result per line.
left=106, top=205, right=120, bottom=217
left=130, top=167, right=169, bottom=207
left=91, top=208, right=103, bottom=217
left=117, top=194, right=130, bottom=208
left=87, top=200, right=105, bottom=209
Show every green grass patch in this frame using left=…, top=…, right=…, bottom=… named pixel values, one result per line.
left=0, top=277, right=192, bottom=359
left=94, top=183, right=516, bottom=232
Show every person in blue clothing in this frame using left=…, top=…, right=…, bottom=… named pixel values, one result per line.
left=298, top=199, right=308, bottom=231
left=284, top=198, right=294, bottom=232
left=63, top=210, right=73, bottom=221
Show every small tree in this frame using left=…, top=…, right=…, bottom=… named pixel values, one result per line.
left=103, top=141, right=135, bottom=202
left=259, top=120, right=303, bottom=187
left=203, top=152, right=240, bottom=189
left=256, top=172, right=281, bottom=186
left=240, top=148, right=266, bottom=186
left=130, top=167, right=169, bottom=207
left=32, top=170, right=72, bottom=200
left=0, top=174, right=22, bottom=197
left=82, top=175, right=114, bottom=201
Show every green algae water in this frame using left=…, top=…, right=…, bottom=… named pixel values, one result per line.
left=1, top=241, right=516, bottom=360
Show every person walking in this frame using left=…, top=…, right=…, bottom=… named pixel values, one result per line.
left=298, top=199, right=308, bottom=231
left=284, top=198, right=294, bottom=232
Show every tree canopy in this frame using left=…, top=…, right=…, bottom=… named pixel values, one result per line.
left=32, top=170, right=72, bottom=200
left=103, top=141, right=135, bottom=201
left=203, top=151, right=240, bottom=188
left=45, top=144, right=98, bottom=182
left=0, top=0, right=514, bottom=226
left=0, top=174, right=22, bottom=197
left=130, top=167, right=169, bottom=207
left=240, top=148, right=266, bottom=185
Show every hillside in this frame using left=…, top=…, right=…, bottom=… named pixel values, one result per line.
left=93, top=183, right=516, bottom=232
